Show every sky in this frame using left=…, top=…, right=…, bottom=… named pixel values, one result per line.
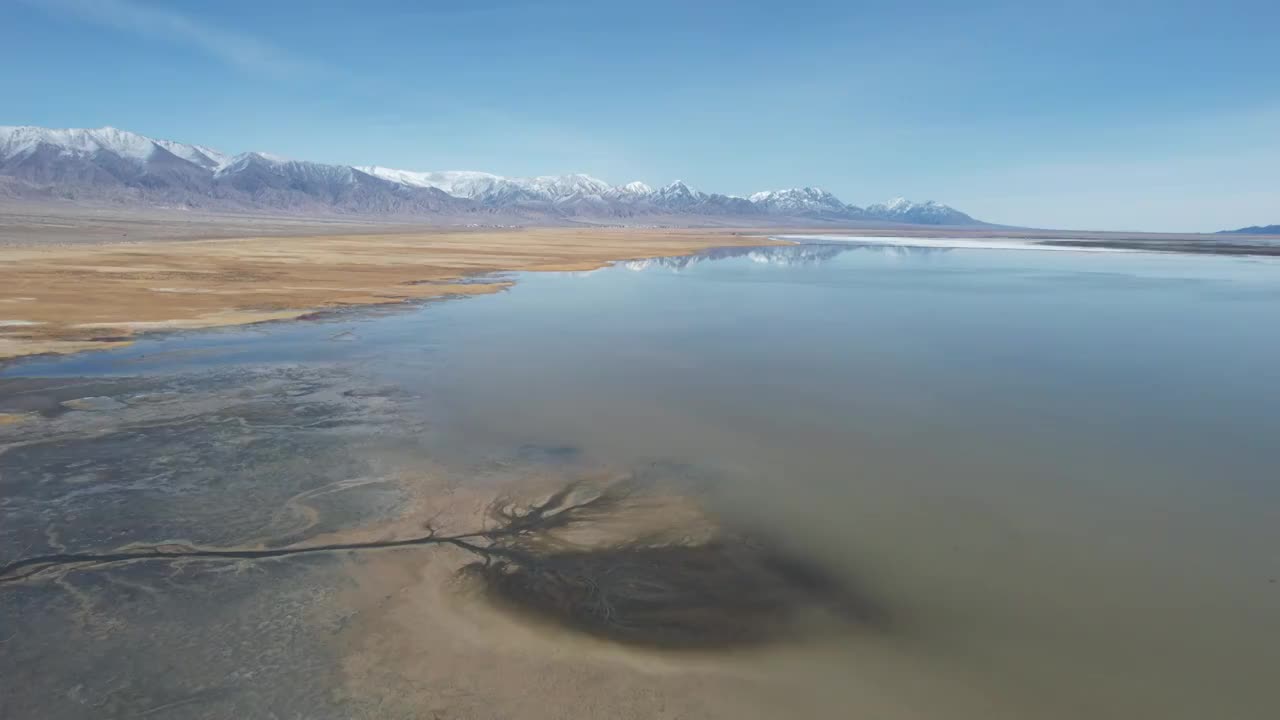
left=3, top=0, right=1278, bottom=232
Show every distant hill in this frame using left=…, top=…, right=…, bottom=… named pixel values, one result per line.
left=1, top=124, right=987, bottom=227
left=1218, top=225, right=1280, bottom=235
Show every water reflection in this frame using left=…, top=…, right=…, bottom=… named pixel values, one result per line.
left=621, top=242, right=949, bottom=271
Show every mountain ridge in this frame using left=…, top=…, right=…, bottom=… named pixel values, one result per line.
left=1218, top=225, right=1280, bottom=235
left=0, top=125, right=985, bottom=226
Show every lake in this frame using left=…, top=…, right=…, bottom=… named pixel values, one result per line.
left=3, top=237, right=1278, bottom=719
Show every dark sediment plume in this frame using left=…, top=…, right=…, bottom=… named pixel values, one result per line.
left=0, top=476, right=889, bottom=649
left=452, top=478, right=892, bottom=649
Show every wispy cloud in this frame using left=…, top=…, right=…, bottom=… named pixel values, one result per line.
left=22, top=0, right=310, bottom=78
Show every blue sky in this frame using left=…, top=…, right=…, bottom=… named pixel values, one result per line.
left=4, top=0, right=1278, bottom=231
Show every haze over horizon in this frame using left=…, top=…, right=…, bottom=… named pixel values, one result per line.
left=5, top=0, right=1278, bottom=232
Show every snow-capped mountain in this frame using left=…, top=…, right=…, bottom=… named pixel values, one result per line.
left=614, top=181, right=653, bottom=196
left=0, top=126, right=476, bottom=215
left=865, top=197, right=976, bottom=225
left=749, top=187, right=861, bottom=217
left=0, top=124, right=985, bottom=225
left=636, top=180, right=759, bottom=215
left=0, top=125, right=229, bottom=171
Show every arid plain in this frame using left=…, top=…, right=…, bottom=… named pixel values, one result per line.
left=0, top=210, right=788, bottom=359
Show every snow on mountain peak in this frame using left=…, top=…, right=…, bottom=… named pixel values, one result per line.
left=244, top=151, right=291, bottom=163
left=659, top=180, right=699, bottom=195
left=871, top=198, right=935, bottom=213
left=865, top=197, right=974, bottom=225
left=872, top=197, right=952, bottom=213
left=0, top=125, right=155, bottom=163
left=213, top=152, right=363, bottom=188
left=622, top=181, right=652, bottom=194
left=361, top=167, right=618, bottom=203
left=0, top=124, right=982, bottom=225
left=356, top=168, right=504, bottom=195
left=0, top=125, right=235, bottom=171
left=748, top=186, right=852, bottom=214
left=154, top=140, right=231, bottom=170
left=526, top=173, right=612, bottom=199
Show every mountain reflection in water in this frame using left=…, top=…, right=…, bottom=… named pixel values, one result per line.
left=620, top=242, right=949, bottom=271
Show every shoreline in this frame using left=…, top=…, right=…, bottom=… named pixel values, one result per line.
left=0, top=227, right=787, bottom=361
left=5, top=217, right=1273, bottom=362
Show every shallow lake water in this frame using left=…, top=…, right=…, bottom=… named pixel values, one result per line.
left=5, top=238, right=1279, bottom=718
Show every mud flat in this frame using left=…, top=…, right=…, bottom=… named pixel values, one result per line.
left=0, top=363, right=896, bottom=720
left=0, top=227, right=783, bottom=359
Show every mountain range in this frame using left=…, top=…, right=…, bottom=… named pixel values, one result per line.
left=0, top=125, right=983, bottom=226
left=1218, top=225, right=1280, bottom=235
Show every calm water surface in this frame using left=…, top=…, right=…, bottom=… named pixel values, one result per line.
left=9, top=239, right=1280, bottom=718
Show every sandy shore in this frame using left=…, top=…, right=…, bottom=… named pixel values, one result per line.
left=0, top=227, right=782, bottom=360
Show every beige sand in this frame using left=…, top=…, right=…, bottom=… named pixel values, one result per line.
left=0, top=228, right=783, bottom=359
left=327, top=472, right=786, bottom=720
left=326, top=473, right=951, bottom=720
